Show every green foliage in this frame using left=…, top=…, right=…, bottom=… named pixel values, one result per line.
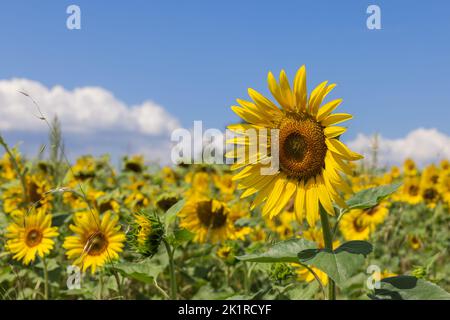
left=369, top=276, right=450, bottom=300
left=237, top=238, right=316, bottom=263
left=297, top=241, right=373, bottom=287
left=346, top=183, right=402, bottom=210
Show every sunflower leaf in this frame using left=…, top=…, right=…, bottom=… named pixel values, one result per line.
left=346, top=183, right=402, bottom=210
left=164, top=199, right=185, bottom=229
left=112, top=254, right=168, bottom=284
left=369, top=276, right=450, bottom=300
left=237, top=238, right=316, bottom=263
left=297, top=241, right=372, bottom=287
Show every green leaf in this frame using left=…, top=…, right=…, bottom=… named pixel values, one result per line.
left=164, top=199, right=185, bottom=229
left=174, top=228, right=195, bottom=242
left=237, top=238, right=316, bottom=263
left=297, top=241, right=373, bottom=287
left=112, top=256, right=167, bottom=284
left=370, top=276, right=450, bottom=300
left=346, top=183, right=401, bottom=210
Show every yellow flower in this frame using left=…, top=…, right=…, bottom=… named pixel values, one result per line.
left=178, top=197, right=233, bottom=243
left=440, top=159, right=450, bottom=172
left=380, top=270, right=397, bottom=279
left=296, top=266, right=329, bottom=286
left=227, top=66, right=362, bottom=226
left=422, top=164, right=440, bottom=186
left=123, top=155, right=145, bottom=173
left=390, top=166, right=401, bottom=179
left=162, top=166, right=177, bottom=184
left=213, top=173, right=236, bottom=199
left=399, top=177, right=422, bottom=204
left=403, top=158, right=418, bottom=176
left=408, top=235, right=422, bottom=250
left=63, top=211, right=125, bottom=274
left=216, top=245, right=234, bottom=260
left=265, top=210, right=296, bottom=239
left=420, top=182, right=440, bottom=209
left=228, top=202, right=252, bottom=240
left=355, top=203, right=389, bottom=228
left=437, top=171, right=450, bottom=205
left=6, top=208, right=58, bottom=265
left=339, top=210, right=371, bottom=241
left=0, top=150, right=22, bottom=181
left=2, top=174, right=53, bottom=214
left=70, top=156, right=97, bottom=181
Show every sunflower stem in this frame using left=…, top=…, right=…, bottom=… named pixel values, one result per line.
left=319, top=204, right=336, bottom=300
left=163, top=239, right=177, bottom=299
left=42, top=257, right=49, bottom=300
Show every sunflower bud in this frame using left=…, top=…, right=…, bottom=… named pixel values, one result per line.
left=130, top=211, right=165, bottom=258
left=269, top=263, right=294, bottom=282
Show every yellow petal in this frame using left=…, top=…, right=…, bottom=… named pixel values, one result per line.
left=324, top=126, right=347, bottom=138
left=293, top=65, right=307, bottom=111
left=321, top=113, right=353, bottom=126
left=305, top=178, right=319, bottom=226
left=316, top=99, right=343, bottom=122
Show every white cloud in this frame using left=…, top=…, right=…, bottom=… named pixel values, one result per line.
left=0, top=78, right=179, bottom=135
left=347, top=128, right=450, bottom=167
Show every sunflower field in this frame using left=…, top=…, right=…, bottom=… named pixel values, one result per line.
left=0, top=67, right=449, bottom=300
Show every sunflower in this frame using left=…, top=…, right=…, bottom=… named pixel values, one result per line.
left=390, top=166, right=401, bottom=179
left=339, top=210, right=371, bottom=241
left=422, top=164, right=440, bottom=186
left=178, top=197, right=233, bottom=243
left=130, top=211, right=164, bottom=257
left=63, top=211, right=125, bottom=274
left=213, top=173, right=236, bottom=200
left=265, top=210, right=296, bottom=239
left=437, top=171, right=450, bottom=205
left=302, top=227, right=340, bottom=249
left=5, top=208, right=58, bottom=265
left=399, top=177, right=422, bottom=204
left=354, top=203, right=389, bottom=228
left=408, top=235, right=422, bottom=250
left=227, top=66, right=362, bottom=226
left=296, top=265, right=329, bottom=286
left=420, top=182, right=440, bottom=209
left=440, top=159, right=450, bottom=172
left=403, top=158, right=418, bottom=177
left=123, top=155, right=145, bottom=173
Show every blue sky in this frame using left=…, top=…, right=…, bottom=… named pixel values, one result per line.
left=0, top=1, right=449, bottom=164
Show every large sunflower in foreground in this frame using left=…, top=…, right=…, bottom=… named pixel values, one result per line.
left=227, top=66, right=362, bottom=226
left=63, top=211, right=125, bottom=274
left=5, top=208, right=58, bottom=265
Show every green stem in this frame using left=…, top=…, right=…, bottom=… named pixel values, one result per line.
left=319, top=204, right=336, bottom=300
left=113, top=270, right=123, bottom=299
left=163, top=239, right=177, bottom=299
left=0, top=136, right=29, bottom=203
left=42, top=257, right=49, bottom=300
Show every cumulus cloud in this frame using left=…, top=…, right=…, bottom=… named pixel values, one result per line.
left=347, top=128, right=450, bottom=167
left=0, top=78, right=179, bottom=135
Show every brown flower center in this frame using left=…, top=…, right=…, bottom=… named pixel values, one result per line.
left=84, top=232, right=108, bottom=256
left=26, top=229, right=43, bottom=247
left=196, top=200, right=228, bottom=229
left=408, top=184, right=419, bottom=196
left=278, top=115, right=327, bottom=180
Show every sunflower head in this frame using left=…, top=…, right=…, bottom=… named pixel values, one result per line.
left=156, top=192, right=181, bottom=212
left=130, top=211, right=165, bottom=258
left=63, top=211, right=125, bottom=274
left=227, top=66, right=362, bottom=226
left=178, top=197, right=233, bottom=243
left=123, top=155, right=145, bottom=173
left=6, top=207, right=58, bottom=265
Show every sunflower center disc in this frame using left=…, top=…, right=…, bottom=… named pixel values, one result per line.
left=26, top=229, right=43, bottom=247
left=197, top=200, right=227, bottom=229
left=278, top=116, right=327, bottom=180
left=86, top=232, right=109, bottom=256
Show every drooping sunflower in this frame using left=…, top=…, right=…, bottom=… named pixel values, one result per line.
left=63, top=211, right=125, bottom=274
left=178, top=197, right=233, bottom=243
left=420, top=182, right=440, bottom=209
left=339, top=210, right=371, bottom=241
left=130, top=211, right=164, bottom=257
left=5, top=208, right=59, bottom=265
left=227, top=66, right=362, bottom=226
